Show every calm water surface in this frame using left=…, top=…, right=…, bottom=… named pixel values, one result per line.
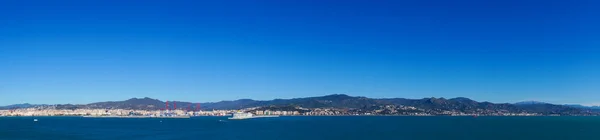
left=1, top=116, right=599, bottom=140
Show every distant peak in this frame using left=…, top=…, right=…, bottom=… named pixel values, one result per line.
left=424, top=97, right=444, bottom=100
left=127, top=97, right=159, bottom=101
left=514, top=101, right=549, bottom=105
left=313, top=94, right=354, bottom=101
left=323, top=94, right=351, bottom=97
left=235, top=99, right=255, bottom=102
left=450, top=97, right=473, bottom=101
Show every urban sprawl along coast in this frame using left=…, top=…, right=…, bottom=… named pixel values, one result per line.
left=0, top=105, right=542, bottom=117
left=2, top=95, right=597, bottom=117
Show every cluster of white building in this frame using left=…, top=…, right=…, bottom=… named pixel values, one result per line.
left=0, top=107, right=543, bottom=117
left=0, top=108, right=231, bottom=117
left=254, top=110, right=301, bottom=116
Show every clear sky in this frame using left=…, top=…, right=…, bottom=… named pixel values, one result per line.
left=1, top=0, right=599, bottom=106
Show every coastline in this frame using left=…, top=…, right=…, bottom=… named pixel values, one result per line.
left=1, top=115, right=591, bottom=117
left=82, top=116, right=191, bottom=118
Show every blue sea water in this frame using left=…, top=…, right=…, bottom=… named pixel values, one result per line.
left=1, top=116, right=599, bottom=140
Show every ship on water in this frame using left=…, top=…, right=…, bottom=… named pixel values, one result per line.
left=228, top=112, right=279, bottom=120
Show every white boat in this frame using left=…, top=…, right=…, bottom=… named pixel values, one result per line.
left=33, top=119, right=38, bottom=122
left=228, top=112, right=279, bottom=120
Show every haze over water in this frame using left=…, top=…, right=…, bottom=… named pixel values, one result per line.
left=1, top=116, right=599, bottom=140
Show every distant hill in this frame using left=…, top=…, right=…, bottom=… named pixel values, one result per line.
left=87, top=97, right=166, bottom=110
left=377, top=97, right=522, bottom=114
left=564, top=104, right=600, bottom=110
left=514, top=101, right=550, bottom=105
left=0, top=94, right=590, bottom=115
left=0, top=103, right=46, bottom=110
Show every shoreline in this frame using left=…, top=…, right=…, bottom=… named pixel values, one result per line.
left=82, top=116, right=191, bottom=118
left=1, top=115, right=595, bottom=117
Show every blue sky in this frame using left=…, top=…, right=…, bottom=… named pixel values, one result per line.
left=1, top=0, right=599, bottom=105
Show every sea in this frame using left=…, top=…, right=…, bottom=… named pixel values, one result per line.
left=1, top=116, right=599, bottom=140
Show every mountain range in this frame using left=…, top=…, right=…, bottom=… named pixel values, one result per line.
left=564, top=104, right=600, bottom=110
left=0, top=103, right=43, bottom=109
left=1, top=94, right=597, bottom=115
left=514, top=101, right=550, bottom=105
left=515, top=101, right=600, bottom=110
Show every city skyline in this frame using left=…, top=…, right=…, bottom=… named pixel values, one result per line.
left=2, top=0, right=599, bottom=106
